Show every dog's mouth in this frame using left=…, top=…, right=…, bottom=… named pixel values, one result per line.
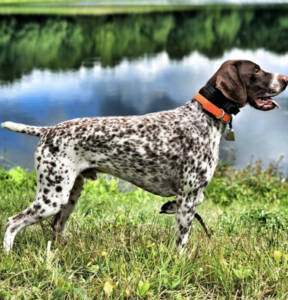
left=249, top=96, right=280, bottom=111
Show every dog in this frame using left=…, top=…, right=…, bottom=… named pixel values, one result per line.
left=2, top=60, right=287, bottom=254
left=160, top=201, right=212, bottom=238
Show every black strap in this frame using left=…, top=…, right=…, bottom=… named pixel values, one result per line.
left=204, top=83, right=240, bottom=115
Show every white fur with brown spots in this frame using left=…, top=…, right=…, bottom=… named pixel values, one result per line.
left=2, top=60, right=288, bottom=254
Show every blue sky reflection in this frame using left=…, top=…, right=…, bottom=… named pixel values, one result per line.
left=0, top=49, right=288, bottom=171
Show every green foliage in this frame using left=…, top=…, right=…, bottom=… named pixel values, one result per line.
left=1, top=7, right=288, bottom=82
left=1, top=164, right=288, bottom=298
left=0, top=166, right=36, bottom=196
left=206, top=160, right=288, bottom=206
left=8, top=166, right=28, bottom=184
left=240, top=208, right=288, bottom=232
left=137, top=280, right=150, bottom=296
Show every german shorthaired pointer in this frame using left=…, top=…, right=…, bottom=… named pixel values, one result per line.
left=160, top=200, right=212, bottom=238
left=2, top=60, right=288, bottom=254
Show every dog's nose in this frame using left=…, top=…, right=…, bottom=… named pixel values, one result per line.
left=279, top=75, right=288, bottom=84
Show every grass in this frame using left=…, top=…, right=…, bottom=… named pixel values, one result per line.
left=0, top=6, right=193, bottom=16
left=1, top=162, right=288, bottom=299
left=0, top=0, right=273, bottom=16
left=0, top=0, right=193, bottom=16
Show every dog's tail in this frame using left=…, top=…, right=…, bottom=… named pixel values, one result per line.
left=1, top=121, right=48, bottom=137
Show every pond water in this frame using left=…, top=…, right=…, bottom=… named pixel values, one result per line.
left=0, top=7, right=288, bottom=173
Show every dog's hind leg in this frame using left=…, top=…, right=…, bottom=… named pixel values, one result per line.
left=3, top=165, right=78, bottom=254
left=51, top=175, right=85, bottom=235
left=160, top=200, right=211, bottom=238
left=51, top=169, right=98, bottom=235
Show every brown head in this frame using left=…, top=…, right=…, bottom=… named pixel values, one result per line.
left=205, top=60, right=288, bottom=111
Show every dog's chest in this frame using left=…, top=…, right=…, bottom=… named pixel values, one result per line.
left=180, top=120, right=222, bottom=193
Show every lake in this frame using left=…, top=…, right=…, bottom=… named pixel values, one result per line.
left=0, top=5, right=288, bottom=173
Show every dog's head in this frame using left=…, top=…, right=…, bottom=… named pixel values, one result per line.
left=208, top=60, right=288, bottom=111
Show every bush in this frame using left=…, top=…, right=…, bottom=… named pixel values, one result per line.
left=240, top=208, right=288, bottom=232
left=205, top=160, right=288, bottom=206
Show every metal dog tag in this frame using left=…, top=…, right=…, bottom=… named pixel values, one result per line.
left=224, top=128, right=235, bottom=141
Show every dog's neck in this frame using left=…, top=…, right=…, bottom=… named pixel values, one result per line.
left=181, top=98, right=224, bottom=133
left=198, top=83, right=240, bottom=118
left=181, top=85, right=237, bottom=135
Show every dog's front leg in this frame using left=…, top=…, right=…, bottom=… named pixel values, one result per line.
left=174, top=195, right=195, bottom=254
left=175, top=192, right=204, bottom=253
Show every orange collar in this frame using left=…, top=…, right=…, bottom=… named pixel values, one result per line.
left=194, top=93, right=231, bottom=123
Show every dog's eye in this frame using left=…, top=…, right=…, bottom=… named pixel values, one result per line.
left=255, top=66, right=260, bottom=73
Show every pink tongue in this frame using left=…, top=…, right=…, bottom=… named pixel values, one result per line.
left=254, top=98, right=280, bottom=111
left=272, top=100, right=280, bottom=109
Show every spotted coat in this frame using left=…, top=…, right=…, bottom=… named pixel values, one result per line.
left=2, top=59, right=287, bottom=254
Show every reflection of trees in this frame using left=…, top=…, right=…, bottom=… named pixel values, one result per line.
left=1, top=7, right=288, bottom=81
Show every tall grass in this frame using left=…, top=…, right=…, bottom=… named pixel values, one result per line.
left=1, top=163, right=288, bottom=299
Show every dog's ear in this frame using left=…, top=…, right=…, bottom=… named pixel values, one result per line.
left=215, top=63, right=247, bottom=106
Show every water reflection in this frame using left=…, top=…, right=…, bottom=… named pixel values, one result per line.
left=0, top=49, right=288, bottom=171
left=1, top=7, right=288, bottom=83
